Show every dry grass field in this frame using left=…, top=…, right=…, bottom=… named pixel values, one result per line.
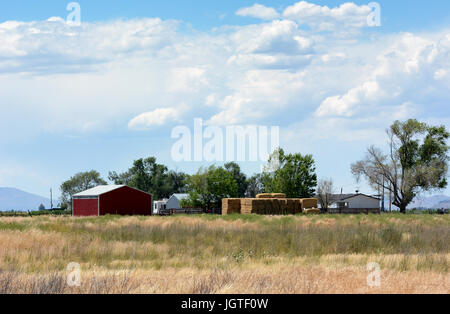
left=0, top=214, right=448, bottom=294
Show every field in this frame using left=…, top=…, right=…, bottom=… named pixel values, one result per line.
left=0, top=214, right=448, bottom=294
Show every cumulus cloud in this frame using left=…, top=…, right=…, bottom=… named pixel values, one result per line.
left=236, top=4, right=280, bottom=20
left=315, top=32, right=450, bottom=118
left=232, top=20, right=313, bottom=55
left=128, top=107, right=183, bottom=130
left=167, top=67, right=209, bottom=93
left=0, top=2, right=448, bottom=144
left=0, top=18, right=179, bottom=74
left=207, top=70, right=305, bottom=125
left=283, top=1, right=371, bottom=32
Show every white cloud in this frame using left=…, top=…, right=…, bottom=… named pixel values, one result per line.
left=0, top=18, right=179, bottom=73
left=0, top=7, right=448, bottom=143
left=231, top=20, right=313, bottom=55
left=315, top=32, right=450, bottom=119
left=283, top=1, right=371, bottom=32
left=434, top=69, right=447, bottom=80
left=128, top=107, right=183, bottom=130
left=208, top=70, right=305, bottom=125
left=167, top=67, right=208, bottom=93
left=236, top=4, right=279, bottom=20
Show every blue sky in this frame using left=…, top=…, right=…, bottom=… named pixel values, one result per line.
left=0, top=1, right=449, bottom=200
left=1, top=0, right=450, bottom=32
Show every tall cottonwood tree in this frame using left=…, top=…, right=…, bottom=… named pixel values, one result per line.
left=352, top=119, right=449, bottom=213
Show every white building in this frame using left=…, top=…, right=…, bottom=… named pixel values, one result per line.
left=166, top=193, right=189, bottom=211
left=329, top=194, right=380, bottom=209
left=153, top=199, right=168, bottom=215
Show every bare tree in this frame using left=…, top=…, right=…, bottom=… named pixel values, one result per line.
left=351, top=119, right=449, bottom=213
left=317, top=178, right=335, bottom=212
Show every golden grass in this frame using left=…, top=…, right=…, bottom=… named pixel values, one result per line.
left=1, top=267, right=448, bottom=294
left=0, top=214, right=448, bottom=294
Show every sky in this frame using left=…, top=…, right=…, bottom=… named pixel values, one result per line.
left=0, top=0, right=449, bottom=200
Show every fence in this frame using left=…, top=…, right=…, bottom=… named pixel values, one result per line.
left=326, top=208, right=381, bottom=215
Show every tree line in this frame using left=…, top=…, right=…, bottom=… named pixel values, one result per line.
left=60, top=149, right=318, bottom=210
left=60, top=119, right=448, bottom=213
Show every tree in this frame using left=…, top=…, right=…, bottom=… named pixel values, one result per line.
left=224, top=162, right=248, bottom=198
left=38, top=204, right=46, bottom=211
left=185, top=166, right=238, bottom=210
left=262, top=148, right=317, bottom=198
left=246, top=173, right=265, bottom=197
left=60, top=170, right=107, bottom=208
left=109, top=157, right=187, bottom=200
left=317, top=178, right=335, bottom=211
left=351, top=119, right=449, bottom=213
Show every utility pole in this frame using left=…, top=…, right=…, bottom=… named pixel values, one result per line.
left=378, top=184, right=381, bottom=211
left=50, top=188, right=53, bottom=210
left=381, top=178, right=385, bottom=212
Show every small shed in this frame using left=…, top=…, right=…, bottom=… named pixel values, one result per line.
left=72, top=185, right=152, bottom=217
left=166, top=193, right=189, bottom=210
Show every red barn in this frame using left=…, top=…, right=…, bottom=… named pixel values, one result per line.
left=72, top=185, right=152, bottom=217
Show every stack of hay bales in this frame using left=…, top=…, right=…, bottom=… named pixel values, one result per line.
left=241, top=198, right=265, bottom=215
left=301, top=198, right=320, bottom=215
left=222, top=195, right=319, bottom=216
left=222, top=198, right=241, bottom=215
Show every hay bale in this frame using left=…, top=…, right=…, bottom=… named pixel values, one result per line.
left=292, top=199, right=303, bottom=214
left=256, top=194, right=273, bottom=199
left=256, top=193, right=287, bottom=199
left=222, top=198, right=241, bottom=215
left=262, top=199, right=272, bottom=215
left=240, top=198, right=267, bottom=215
left=272, top=199, right=281, bottom=215
left=278, top=199, right=288, bottom=215
left=287, top=199, right=297, bottom=215
left=302, top=198, right=318, bottom=209
left=304, top=208, right=320, bottom=215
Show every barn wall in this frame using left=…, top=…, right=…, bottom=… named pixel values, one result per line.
left=73, top=198, right=98, bottom=216
left=100, top=187, right=152, bottom=216
left=347, top=195, right=380, bottom=209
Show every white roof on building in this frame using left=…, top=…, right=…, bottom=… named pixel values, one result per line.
left=73, top=185, right=125, bottom=197
left=171, top=193, right=189, bottom=200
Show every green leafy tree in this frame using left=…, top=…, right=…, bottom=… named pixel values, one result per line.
left=109, top=157, right=187, bottom=200
left=186, top=166, right=238, bottom=210
left=224, top=162, right=248, bottom=198
left=262, top=148, right=317, bottom=198
left=351, top=119, right=449, bottom=213
left=60, top=170, right=107, bottom=208
left=38, top=204, right=45, bottom=211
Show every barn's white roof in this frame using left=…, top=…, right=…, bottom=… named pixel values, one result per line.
left=171, top=193, right=189, bottom=200
left=73, top=185, right=125, bottom=197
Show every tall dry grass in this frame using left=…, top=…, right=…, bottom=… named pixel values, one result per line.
left=0, top=214, right=448, bottom=294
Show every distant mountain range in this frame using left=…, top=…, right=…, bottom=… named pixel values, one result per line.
left=0, top=187, right=51, bottom=211
left=407, top=195, right=450, bottom=209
